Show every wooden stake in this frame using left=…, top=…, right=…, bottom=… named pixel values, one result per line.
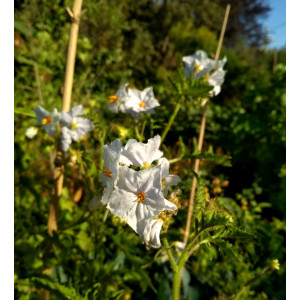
left=177, top=6, right=231, bottom=299
left=47, top=0, right=83, bottom=235
left=183, top=4, right=230, bottom=245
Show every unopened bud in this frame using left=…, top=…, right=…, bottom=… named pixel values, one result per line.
left=212, top=178, right=221, bottom=186
left=270, top=259, right=280, bottom=270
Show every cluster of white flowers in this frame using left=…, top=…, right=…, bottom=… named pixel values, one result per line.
left=108, top=83, right=160, bottom=120
left=34, top=105, right=94, bottom=151
left=89, top=135, right=180, bottom=248
left=182, top=50, right=227, bottom=96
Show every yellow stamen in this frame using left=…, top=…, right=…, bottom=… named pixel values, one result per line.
left=103, top=167, right=113, bottom=178
left=141, top=161, right=151, bottom=170
left=109, top=95, right=120, bottom=103
left=70, top=121, right=78, bottom=130
left=139, top=102, right=146, bottom=108
left=137, top=191, right=146, bottom=202
left=41, top=116, right=53, bottom=125
left=193, top=63, right=202, bottom=73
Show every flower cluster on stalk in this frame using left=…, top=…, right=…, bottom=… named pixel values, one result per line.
left=182, top=50, right=227, bottom=96
left=108, top=83, right=160, bottom=120
left=89, top=135, right=180, bottom=248
left=34, top=105, right=94, bottom=151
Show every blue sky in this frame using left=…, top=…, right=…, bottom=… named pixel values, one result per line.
left=262, top=0, right=286, bottom=48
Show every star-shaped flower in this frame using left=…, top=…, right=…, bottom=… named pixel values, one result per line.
left=107, top=166, right=177, bottom=235
left=126, top=87, right=160, bottom=120
left=60, top=105, right=94, bottom=151
left=120, top=135, right=163, bottom=168
left=108, top=83, right=130, bottom=114
left=157, top=158, right=180, bottom=195
left=182, top=50, right=227, bottom=96
left=34, top=106, right=60, bottom=136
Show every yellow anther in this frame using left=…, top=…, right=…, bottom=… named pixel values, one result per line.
left=109, top=95, right=120, bottom=103
left=193, top=63, right=202, bottom=73
left=41, top=116, right=53, bottom=125
left=141, top=161, right=151, bottom=170
left=139, top=102, right=146, bottom=108
left=137, top=191, right=146, bottom=202
left=103, top=167, right=113, bottom=178
left=70, top=121, right=78, bottom=130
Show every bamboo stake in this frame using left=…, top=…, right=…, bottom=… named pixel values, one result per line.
left=183, top=3, right=230, bottom=245
left=47, top=0, right=83, bottom=235
left=177, top=5, right=231, bottom=299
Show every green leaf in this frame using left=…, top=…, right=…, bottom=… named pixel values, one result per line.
left=109, top=290, right=125, bottom=300
left=162, top=144, right=172, bottom=159
left=15, top=55, right=35, bottom=66
left=178, top=136, right=187, bottom=156
left=200, top=211, right=231, bottom=232
left=84, top=283, right=101, bottom=300
left=167, top=76, right=181, bottom=93
left=22, top=277, right=84, bottom=300
left=182, top=85, right=213, bottom=97
left=14, top=20, right=30, bottom=37
left=14, top=107, right=36, bottom=118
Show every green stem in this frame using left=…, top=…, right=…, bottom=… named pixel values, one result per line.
left=162, top=237, right=180, bottom=300
left=135, top=124, right=143, bottom=142
left=162, top=237, right=178, bottom=273
left=169, top=156, right=183, bottom=164
left=160, top=97, right=183, bottom=145
left=173, top=269, right=180, bottom=300
left=140, top=118, right=147, bottom=140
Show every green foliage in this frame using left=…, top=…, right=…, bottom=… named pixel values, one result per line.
left=14, top=1, right=285, bottom=299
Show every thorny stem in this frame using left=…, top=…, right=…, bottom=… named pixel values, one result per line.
left=162, top=237, right=178, bottom=273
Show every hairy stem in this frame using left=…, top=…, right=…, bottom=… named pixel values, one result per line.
left=162, top=237, right=178, bottom=273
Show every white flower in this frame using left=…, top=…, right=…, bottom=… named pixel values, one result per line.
left=108, top=83, right=130, bottom=114
left=100, top=139, right=123, bottom=205
left=157, top=158, right=180, bottom=195
left=34, top=106, right=60, bottom=136
left=60, top=105, right=94, bottom=151
left=120, top=135, right=163, bottom=168
left=183, top=50, right=215, bottom=79
left=107, top=166, right=177, bottom=235
left=141, top=218, right=164, bottom=249
left=182, top=50, right=227, bottom=96
left=125, top=87, right=160, bottom=120
left=174, top=241, right=186, bottom=252
left=25, top=127, right=38, bottom=139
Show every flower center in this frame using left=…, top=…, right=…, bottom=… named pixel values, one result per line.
left=103, top=167, right=113, bottom=178
left=41, top=116, right=53, bottom=125
left=193, top=63, right=203, bottom=73
left=139, top=102, right=146, bottom=108
left=137, top=191, right=146, bottom=202
left=70, top=121, right=78, bottom=130
left=109, top=96, right=120, bottom=103
left=141, top=161, right=151, bottom=169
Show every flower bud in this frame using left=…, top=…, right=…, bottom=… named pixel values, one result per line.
left=270, top=259, right=280, bottom=271
left=25, top=127, right=38, bottom=139
left=212, top=178, right=221, bottom=186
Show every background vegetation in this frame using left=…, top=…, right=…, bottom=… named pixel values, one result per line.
left=14, top=0, right=286, bottom=299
